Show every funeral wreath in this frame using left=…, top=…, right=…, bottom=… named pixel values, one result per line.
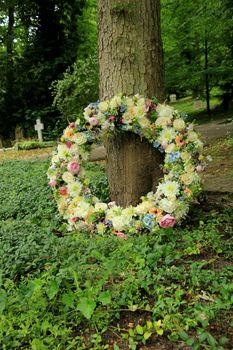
left=48, top=94, right=209, bottom=237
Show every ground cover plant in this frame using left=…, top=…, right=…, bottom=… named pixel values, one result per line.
left=0, top=158, right=232, bottom=349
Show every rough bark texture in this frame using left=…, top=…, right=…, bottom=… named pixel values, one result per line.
left=98, top=0, right=164, bottom=206
left=106, top=133, right=164, bottom=206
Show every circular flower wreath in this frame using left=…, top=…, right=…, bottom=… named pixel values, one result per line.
left=48, top=94, right=209, bottom=238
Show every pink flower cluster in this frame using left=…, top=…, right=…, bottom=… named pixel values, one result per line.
left=67, top=161, right=80, bottom=175
left=159, top=214, right=176, bottom=228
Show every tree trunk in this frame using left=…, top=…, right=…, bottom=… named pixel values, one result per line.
left=5, top=5, right=15, bottom=130
left=98, top=0, right=164, bottom=206
left=204, top=34, right=211, bottom=116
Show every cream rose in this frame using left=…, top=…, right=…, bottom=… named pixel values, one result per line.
left=173, top=118, right=186, bottom=131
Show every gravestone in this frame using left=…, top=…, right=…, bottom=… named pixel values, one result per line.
left=0, top=135, right=3, bottom=149
left=15, top=125, right=24, bottom=142
left=169, top=94, right=177, bottom=103
left=34, top=118, right=44, bottom=142
left=194, top=100, right=203, bottom=110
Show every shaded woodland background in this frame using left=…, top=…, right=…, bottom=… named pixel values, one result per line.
left=0, top=0, right=232, bottom=142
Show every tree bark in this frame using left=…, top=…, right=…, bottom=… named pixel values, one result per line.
left=5, top=5, right=15, bottom=128
left=98, top=0, right=164, bottom=206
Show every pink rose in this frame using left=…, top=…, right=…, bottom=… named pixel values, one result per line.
left=108, top=116, right=115, bottom=122
left=59, top=186, right=68, bottom=196
left=115, top=231, right=128, bottom=240
left=67, top=161, right=80, bottom=175
left=159, top=214, right=176, bottom=228
left=66, top=141, right=72, bottom=149
left=69, top=122, right=75, bottom=128
left=48, top=180, right=57, bottom=187
left=89, top=117, right=99, bottom=126
left=108, top=201, right=116, bottom=208
left=195, top=165, right=203, bottom=172
left=161, top=141, right=168, bottom=150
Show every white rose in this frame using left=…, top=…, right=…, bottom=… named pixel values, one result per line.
left=157, top=104, right=174, bottom=118
left=95, top=202, right=108, bottom=212
left=62, top=171, right=74, bottom=183
left=138, top=117, right=150, bottom=128
left=110, top=96, right=122, bottom=109
left=173, top=118, right=186, bottom=131
left=72, top=132, right=87, bottom=145
left=98, top=101, right=109, bottom=112
left=155, top=116, right=172, bottom=127
left=160, top=198, right=177, bottom=213
left=165, top=143, right=176, bottom=153
left=187, top=131, right=198, bottom=142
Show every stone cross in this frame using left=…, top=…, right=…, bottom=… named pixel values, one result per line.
left=34, top=118, right=44, bottom=142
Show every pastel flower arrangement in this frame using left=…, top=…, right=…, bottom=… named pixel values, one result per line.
left=47, top=94, right=209, bottom=237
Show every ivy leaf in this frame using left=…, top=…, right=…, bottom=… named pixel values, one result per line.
left=31, top=338, right=49, bottom=350
left=46, top=279, right=59, bottom=300
left=98, top=291, right=111, bottom=305
left=62, top=291, right=75, bottom=308
left=0, top=290, right=7, bottom=314
left=144, top=331, right=152, bottom=340
left=136, top=324, right=144, bottom=335
left=77, top=297, right=96, bottom=320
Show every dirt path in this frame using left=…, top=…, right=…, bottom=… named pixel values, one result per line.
left=196, top=120, right=233, bottom=194
left=196, top=119, right=233, bottom=144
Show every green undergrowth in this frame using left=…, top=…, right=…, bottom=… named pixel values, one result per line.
left=14, top=140, right=56, bottom=150
left=0, top=159, right=232, bottom=349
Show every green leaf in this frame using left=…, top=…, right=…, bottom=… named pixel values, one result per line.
left=62, top=291, right=75, bottom=308
left=113, top=344, right=120, bottom=350
left=77, top=297, right=96, bottom=320
left=186, top=337, right=195, bottom=346
left=128, top=337, right=137, bottom=350
left=144, top=331, right=152, bottom=340
left=46, top=279, right=59, bottom=300
left=129, top=329, right=135, bottom=337
left=0, top=290, right=7, bottom=314
left=136, top=324, right=144, bottom=335
left=31, top=339, right=49, bottom=350
left=206, top=332, right=217, bottom=347
left=198, top=332, right=208, bottom=342
left=156, top=328, right=164, bottom=336
left=146, top=321, right=153, bottom=330
left=98, top=291, right=111, bottom=305
left=219, top=336, right=229, bottom=345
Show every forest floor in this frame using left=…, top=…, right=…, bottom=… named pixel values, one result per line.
left=1, top=118, right=233, bottom=195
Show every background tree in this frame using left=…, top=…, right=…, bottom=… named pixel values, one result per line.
left=98, top=0, right=164, bottom=206
left=161, top=0, right=233, bottom=111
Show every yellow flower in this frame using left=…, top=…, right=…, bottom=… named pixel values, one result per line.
left=64, top=127, right=74, bottom=139
left=158, top=127, right=177, bottom=143
left=67, top=181, right=83, bottom=197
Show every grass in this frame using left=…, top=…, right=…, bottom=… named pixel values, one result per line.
left=0, top=157, right=232, bottom=349
left=171, top=96, right=233, bottom=125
